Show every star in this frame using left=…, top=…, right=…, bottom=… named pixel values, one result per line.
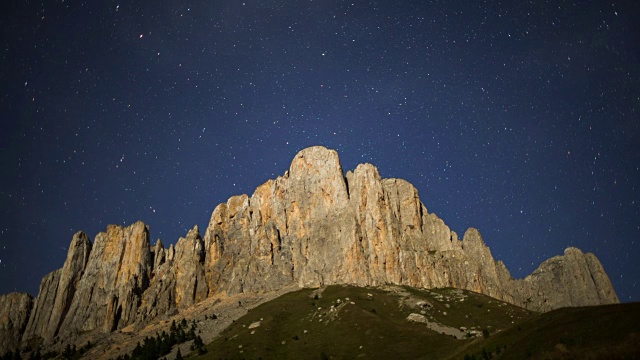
left=0, top=0, right=637, bottom=304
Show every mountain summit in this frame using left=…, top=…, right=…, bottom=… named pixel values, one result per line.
left=0, top=146, right=618, bottom=354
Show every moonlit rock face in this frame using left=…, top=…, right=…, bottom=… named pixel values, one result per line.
left=0, top=146, right=619, bottom=354
left=57, top=221, right=152, bottom=337
left=21, top=231, right=91, bottom=345
left=173, top=225, right=207, bottom=309
left=200, top=146, right=618, bottom=310
left=0, top=292, right=32, bottom=353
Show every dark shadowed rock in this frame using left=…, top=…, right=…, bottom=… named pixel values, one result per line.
left=174, top=225, right=208, bottom=308
left=21, top=269, right=60, bottom=346
left=152, top=239, right=165, bottom=272
left=0, top=293, right=32, bottom=354
left=22, top=232, right=92, bottom=346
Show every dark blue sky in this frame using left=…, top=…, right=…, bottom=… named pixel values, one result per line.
left=1, top=0, right=638, bottom=302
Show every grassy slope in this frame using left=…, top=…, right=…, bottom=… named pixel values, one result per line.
left=456, top=301, right=640, bottom=360
left=184, top=284, right=640, bottom=359
left=188, top=285, right=533, bottom=360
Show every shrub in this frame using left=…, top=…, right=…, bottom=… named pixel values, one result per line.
left=61, top=344, right=76, bottom=360
left=481, top=348, right=492, bottom=360
left=28, top=349, right=41, bottom=360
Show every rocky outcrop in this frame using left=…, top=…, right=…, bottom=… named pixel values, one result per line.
left=58, top=222, right=151, bottom=337
left=174, top=226, right=207, bottom=308
left=20, top=270, right=60, bottom=346
left=151, top=239, right=165, bottom=272
left=22, top=232, right=91, bottom=346
left=137, top=227, right=207, bottom=324
left=197, top=146, right=618, bottom=311
left=502, top=247, right=620, bottom=311
left=0, top=293, right=32, bottom=354
left=0, top=146, right=619, bottom=354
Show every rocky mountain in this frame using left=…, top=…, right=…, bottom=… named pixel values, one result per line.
left=0, top=146, right=619, bottom=355
left=0, top=293, right=32, bottom=353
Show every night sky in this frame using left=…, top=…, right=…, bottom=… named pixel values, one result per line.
left=1, top=1, right=638, bottom=302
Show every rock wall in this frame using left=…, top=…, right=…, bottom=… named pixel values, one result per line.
left=200, top=146, right=618, bottom=313
left=0, top=293, right=32, bottom=353
left=503, top=247, right=619, bottom=311
left=58, top=221, right=151, bottom=338
left=0, top=146, right=619, bottom=354
left=22, top=232, right=91, bottom=345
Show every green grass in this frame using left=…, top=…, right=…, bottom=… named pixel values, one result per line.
left=188, top=285, right=535, bottom=360
left=456, top=301, right=640, bottom=360
left=183, top=285, right=640, bottom=359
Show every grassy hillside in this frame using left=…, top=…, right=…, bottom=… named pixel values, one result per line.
left=184, top=285, right=640, bottom=359
left=187, top=285, right=534, bottom=359
left=5, top=284, right=636, bottom=359
left=456, top=301, right=640, bottom=360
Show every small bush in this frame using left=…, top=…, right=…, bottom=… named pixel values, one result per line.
left=481, top=348, right=492, bottom=360
left=28, top=349, right=42, bottom=360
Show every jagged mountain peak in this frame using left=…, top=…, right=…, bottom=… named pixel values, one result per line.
left=0, top=146, right=618, bottom=355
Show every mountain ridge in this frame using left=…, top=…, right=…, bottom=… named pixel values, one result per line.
left=0, top=146, right=618, bottom=354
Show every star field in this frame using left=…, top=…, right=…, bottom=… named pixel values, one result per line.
left=1, top=0, right=638, bottom=302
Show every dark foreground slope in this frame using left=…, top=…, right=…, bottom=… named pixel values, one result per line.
left=189, top=285, right=639, bottom=360
left=192, top=285, right=533, bottom=360
left=456, top=301, right=640, bottom=360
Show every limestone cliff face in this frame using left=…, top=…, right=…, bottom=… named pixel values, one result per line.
left=0, top=146, right=619, bottom=354
left=174, top=226, right=207, bottom=308
left=20, top=270, right=60, bottom=346
left=198, top=146, right=618, bottom=311
left=21, top=231, right=91, bottom=346
left=151, top=239, right=165, bottom=272
left=58, top=221, right=151, bottom=337
left=135, top=226, right=209, bottom=327
left=501, top=247, right=620, bottom=311
left=0, top=293, right=32, bottom=354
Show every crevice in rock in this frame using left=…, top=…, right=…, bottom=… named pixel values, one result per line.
left=344, top=176, right=350, bottom=199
